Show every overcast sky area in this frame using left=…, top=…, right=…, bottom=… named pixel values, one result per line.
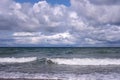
left=0, top=0, right=120, bottom=47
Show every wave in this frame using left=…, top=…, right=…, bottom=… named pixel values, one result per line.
left=49, top=58, right=120, bottom=66
left=0, top=57, right=37, bottom=63
left=0, top=71, right=120, bottom=80
left=1, top=57, right=120, bottom=66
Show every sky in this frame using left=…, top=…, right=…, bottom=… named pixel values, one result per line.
left=0, top=0, right=120, bottom=47
left=15, top=0, right=70, bottom=6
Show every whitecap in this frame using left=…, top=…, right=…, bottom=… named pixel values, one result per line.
left=0, top=57, right=37, bottom=64
left=49, top=58, right=120, bottom=66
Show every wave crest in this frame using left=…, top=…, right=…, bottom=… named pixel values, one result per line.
left=49, top=58, right=120, bottom=66
left=0, top=57, right=37, bottom=63
left=1, top=57, right=120, bottom=65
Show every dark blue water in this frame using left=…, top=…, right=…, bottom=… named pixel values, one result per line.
left=0, top=47, right=120, bottom=80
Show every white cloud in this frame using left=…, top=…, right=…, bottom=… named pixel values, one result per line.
left=13, top=32, right=75, bottom=45
left=0, top=0, right=120, bottom=46
left=71, top=0, right=120, bottom=24
left=13, top=32, right=41, bottom=37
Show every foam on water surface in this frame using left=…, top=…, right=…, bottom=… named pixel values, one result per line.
left=1, top=57, right=120, bottom=66
left=0, top=71, right=120, bottom=80
left=50, top=58, right=120, bottom=66
left=0, top=57, right=37, bottom=63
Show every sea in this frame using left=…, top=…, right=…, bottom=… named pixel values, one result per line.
left=0, top=47, right=120, bottom=80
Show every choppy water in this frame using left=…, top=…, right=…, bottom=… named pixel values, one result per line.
left=0, top=47, right=120, bottom=80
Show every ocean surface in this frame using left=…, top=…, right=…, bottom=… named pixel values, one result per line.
left=0, top=47, right=120, bottom=80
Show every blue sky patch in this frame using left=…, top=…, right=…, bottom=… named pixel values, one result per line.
left=15, top=0, right=70, bottom=6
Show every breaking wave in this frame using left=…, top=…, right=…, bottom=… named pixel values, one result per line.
left=1, top=57, right=120, bottom=66
left=49, top=58, right=120, bottom=66
left=0, top=57, right=37, bottom=63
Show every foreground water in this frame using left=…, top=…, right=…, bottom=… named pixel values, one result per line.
left=0, top=47, right=120, bottom=80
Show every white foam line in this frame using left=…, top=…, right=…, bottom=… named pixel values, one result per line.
left=0, top=57, right=37, bottom=63
left=50, top=58, right=120, bottom=66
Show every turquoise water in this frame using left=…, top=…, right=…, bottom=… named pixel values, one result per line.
left=0, top=47, right=120, bottom=80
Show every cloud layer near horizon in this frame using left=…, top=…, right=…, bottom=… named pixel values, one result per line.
left=0, top=0, right=120, bottom=47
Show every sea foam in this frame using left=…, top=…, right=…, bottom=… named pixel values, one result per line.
left=0, top=57, right=37, bottom=63
left=49, top=58, right=120, bottom=66
left=1, top=57, right=120, bottom=65
left=0, top=71, right=120, bottom=80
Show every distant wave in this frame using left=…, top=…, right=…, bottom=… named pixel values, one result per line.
left=49, top=58, right=120, bottom=66
left=0, top=57, right=37, bottom=63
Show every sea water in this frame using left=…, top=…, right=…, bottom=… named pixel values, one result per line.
left=0, top=47, right=120, bottom=80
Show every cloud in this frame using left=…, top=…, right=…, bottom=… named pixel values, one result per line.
left=13, top=32, right=75, bottom=46
left=90, top=0, right=120, bottom=5
left=71, top=0, right=120, bottom=25
left=0, top=0, right=120, bottom=47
